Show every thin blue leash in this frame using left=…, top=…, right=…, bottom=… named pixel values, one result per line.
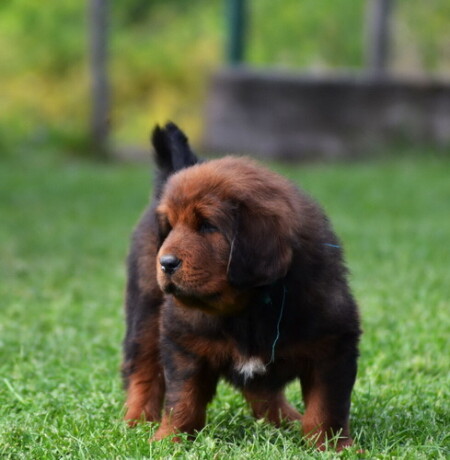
left=266, top=284, right=287, bottom=365
left=265, top=243, right=339, bottom=366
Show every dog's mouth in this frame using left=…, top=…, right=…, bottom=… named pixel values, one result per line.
left=159, top=273, right=245, bottom=316
left=163, top=282, right=182, bottom=296
left=163, top=280, right=196, bottom=296
left=162, top=281, right=221, bottom=312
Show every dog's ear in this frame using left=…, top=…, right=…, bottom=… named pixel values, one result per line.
left=227, top=204, right=293, bottom=288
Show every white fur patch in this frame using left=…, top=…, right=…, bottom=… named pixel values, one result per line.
left=235, top=357, right=267, bottom=381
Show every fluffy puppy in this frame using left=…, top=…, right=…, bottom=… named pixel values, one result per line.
left=122, top=123, right=361, bottom=450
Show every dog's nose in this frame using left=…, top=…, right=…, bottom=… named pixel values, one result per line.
left=159, top=254, right=182, bottom=275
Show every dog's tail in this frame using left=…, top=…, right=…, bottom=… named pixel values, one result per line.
left=151, top=122, right=199, bottom=197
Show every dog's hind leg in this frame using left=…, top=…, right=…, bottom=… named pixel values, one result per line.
left=123, top=314, right=165, bottom=425
left=125, top=369, right=165, bottom=425
left=243, top=389, right=302, bottom=426
left=122, top=268, right=166, bottom=425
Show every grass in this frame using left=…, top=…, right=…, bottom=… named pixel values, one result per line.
left=1, top=151, right=449, bottom=458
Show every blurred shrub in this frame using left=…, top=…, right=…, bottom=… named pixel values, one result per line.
left=250, top=0, right=364, bottom=69
left=394, top=0, right=450, bottom=74
left=0, top=0, right=449, bottom=156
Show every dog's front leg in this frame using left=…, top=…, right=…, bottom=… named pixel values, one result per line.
left=152, top=340, right=219, bottom=442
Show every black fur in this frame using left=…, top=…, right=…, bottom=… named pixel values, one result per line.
left=122, top=123, right=361, bottom=450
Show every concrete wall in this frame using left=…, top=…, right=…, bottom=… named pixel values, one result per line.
left=203, top=68, right=450, bottom=160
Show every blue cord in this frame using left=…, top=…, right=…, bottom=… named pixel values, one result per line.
left=265, top=244, right=338, bottom=366
left=267, top=284, right=287, bottom=365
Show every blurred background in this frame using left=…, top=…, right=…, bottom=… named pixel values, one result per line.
left=1, top=3, right=449, bottom=456
left=1, top=0, right=449, bottom=160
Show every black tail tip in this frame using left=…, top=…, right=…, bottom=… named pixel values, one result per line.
left=151, top=121, right=187, bottom=150
left=150, top=121, right=198, bottom=175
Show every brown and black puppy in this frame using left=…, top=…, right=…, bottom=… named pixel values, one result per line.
left=122, top=123, right=361, bottom=450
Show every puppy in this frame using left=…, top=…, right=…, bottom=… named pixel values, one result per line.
left=122, top=123, right=361, bottom=450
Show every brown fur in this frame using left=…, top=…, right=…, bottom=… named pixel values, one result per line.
left=122, top=124, right=361, bottom=451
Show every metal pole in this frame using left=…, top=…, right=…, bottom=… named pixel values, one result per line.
left=227, top=0, right=246, bottom=65
left=89, top=0, right=110, bottom=158
left=365, top=0, right=393, bottom=76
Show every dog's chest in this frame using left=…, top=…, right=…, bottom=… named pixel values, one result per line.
left=234, top=356, right=267, bottom=381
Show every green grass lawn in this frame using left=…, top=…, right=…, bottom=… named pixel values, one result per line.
left=1, top=152, right=449, bottom=459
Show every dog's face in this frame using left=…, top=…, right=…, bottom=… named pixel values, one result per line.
left=156, top=157, right=301, bottom=315
left=156, top=193, right=236, bottom=314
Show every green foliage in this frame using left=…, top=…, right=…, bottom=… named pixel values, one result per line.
left=1, top=0, right=449, bottom=152
left=1, top=152, right=449, bottom=458
left=250, top=0, right=365, bottom=69
left=394, top=0, right=450, bottom=72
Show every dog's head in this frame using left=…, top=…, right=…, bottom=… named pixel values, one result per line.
left=156, top=157, right=301, bottom=315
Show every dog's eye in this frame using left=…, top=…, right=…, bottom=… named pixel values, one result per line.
left=161, top=223, right=172, bottom=238
left=199, top=220, right=219, bottom=234
left=158, top=216, right=172, bottom=241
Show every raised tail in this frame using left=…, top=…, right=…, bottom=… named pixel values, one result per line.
left=151, top=122, right=199, bottom=197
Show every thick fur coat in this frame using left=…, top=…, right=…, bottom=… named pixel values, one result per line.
left=122, top=123, right=361, bottom=450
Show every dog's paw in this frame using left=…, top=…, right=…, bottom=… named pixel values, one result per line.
left=150, top=427, right=181, bottom=443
